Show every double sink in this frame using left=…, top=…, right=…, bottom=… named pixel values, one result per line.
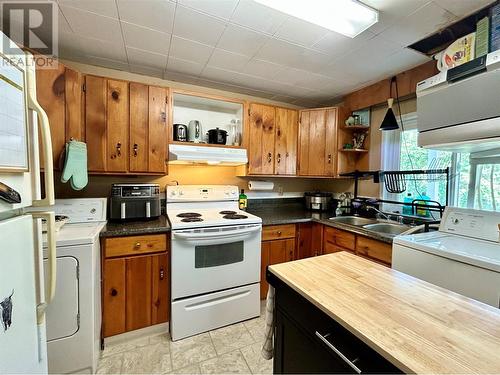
left=329, top=216, right=413, bottom=236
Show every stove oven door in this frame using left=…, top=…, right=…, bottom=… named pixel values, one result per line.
left=171, top=224, right=261, bottom=300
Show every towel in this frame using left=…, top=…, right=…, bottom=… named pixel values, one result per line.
left=261, top=285, right=275, bottom=360
left=61, top=141, right=88, bottom=190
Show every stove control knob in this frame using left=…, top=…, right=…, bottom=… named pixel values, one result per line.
left=179, top=191, right=184, bottom=196
left=170, top=191, right=176, bottom=196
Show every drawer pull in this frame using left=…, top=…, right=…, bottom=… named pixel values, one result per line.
left=277, top=231, right=282, bottom=235
left=110, top=288, right=118, bottom=297
left=134, top=242, right=141, bottom=249
left=315, top=331, right=362, bottom=374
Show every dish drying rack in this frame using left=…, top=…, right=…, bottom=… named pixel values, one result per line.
left=340, top=168, right=450, bottom=217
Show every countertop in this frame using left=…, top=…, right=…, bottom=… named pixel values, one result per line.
left=97, top=205, right=395, bottom=243
left=268, top=252, right=500, bottom=374
left=247, top=205, right=395, bottom=244
left=100, top=215, right=171, bottom=237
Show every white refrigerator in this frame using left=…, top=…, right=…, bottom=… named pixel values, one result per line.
left=0, top=32, right=56, bottom=373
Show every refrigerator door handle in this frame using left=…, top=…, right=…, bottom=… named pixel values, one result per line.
left=25, top=52, right=55, bottom=207
left=31, top=211, right=56, bottom=323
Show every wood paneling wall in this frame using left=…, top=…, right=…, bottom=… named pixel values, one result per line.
left=343, top=61, right=437, bottom=112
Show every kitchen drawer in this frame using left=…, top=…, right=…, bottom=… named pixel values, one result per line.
left=105, top=234, right=167, bottom=258
left=323, top=226, right=355, bottom=251
left=356, top=236, right=392, bottom=265
left=262, top=224, right=296, bottom=241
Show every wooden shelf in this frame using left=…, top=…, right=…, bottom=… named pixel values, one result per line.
left=169, top=141, right=244, bottom=149
left=340, top=149, right=369, bottom=153
left=341, top=125, right=370, bottom=130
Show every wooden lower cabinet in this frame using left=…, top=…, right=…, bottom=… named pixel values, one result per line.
left=261, top=225, right=295, bottom=299
left=102, top=234, right=169, bottom=337
left=356, top=236, right=392, bottom=265
left=296, top=222, right=323, bottom=259
left=323, top=226, right=355, bottom=254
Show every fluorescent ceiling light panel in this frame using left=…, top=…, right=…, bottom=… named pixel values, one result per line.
left=254, top=0, right=378, bottom=38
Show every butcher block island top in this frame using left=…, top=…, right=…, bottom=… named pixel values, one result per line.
left=268, top=252, right=500, bottom=374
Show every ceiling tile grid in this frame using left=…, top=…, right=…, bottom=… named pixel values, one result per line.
left=54, top=0, right=495, bottom=106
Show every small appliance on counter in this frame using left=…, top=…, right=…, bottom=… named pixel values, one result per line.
left=188, top=120, right=203, bottom=143
left=109, top=183, right=160, bottom=220
left=304, top=191, right=337, bottom=212
left=173, top=123, right=188, bottom=141
left=207, top=127, right=228, bottom=144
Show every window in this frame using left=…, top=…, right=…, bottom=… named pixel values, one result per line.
left=381, top=112, right=500, bottom=213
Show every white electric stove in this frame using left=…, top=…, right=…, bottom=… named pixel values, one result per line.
left=166, top=185, right=262, bottom=340
left=393, top=207, right=500, bottom=308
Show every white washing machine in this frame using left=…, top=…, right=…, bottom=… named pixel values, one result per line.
left=393, top=207, right=500, bottom=309
left=40, top=199, right=107, bottom=374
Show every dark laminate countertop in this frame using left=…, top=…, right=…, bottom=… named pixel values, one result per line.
left=247, top=203, right=395, bottom=244
left=100, top=215, right=171, bottom=238
left=98, top=203, right=395, bottom=243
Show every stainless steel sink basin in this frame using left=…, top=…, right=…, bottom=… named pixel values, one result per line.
left=328, top=216, right=377, bottom=226
left=362, top=223, right=410, bottom=236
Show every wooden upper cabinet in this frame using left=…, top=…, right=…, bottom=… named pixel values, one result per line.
left=148, top=86, right=168, bottom=173
left=248, top=103, right=275, bottom=175
left=85, top=75, right=107, bottom=172
left=36, top=63, right=84, bottom=169
left=275, top=108, right=298, bottom=175
left=107, top=80, right=129, bottom=172
left=298, top=108, right=337, bottom=177
left=129, top=83, right=149, bottom=172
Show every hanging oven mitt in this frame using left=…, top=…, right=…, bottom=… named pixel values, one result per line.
left=61, top=140, right=88, bottom=190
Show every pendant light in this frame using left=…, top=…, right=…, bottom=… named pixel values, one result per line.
left=380, top=76, right=399, bottom=131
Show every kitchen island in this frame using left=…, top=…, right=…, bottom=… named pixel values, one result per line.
left=267, top=252, right=500, bottom=374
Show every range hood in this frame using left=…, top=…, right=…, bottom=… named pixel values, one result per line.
left=416, top=50, right=500, bottom=153
left=168, top=144, right=248, bottom=166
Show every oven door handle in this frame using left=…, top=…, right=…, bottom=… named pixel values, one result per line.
left=173, top=225, right=261, bottom=240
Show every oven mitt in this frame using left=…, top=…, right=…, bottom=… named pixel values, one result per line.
left=61, top=140, right=88, bottom=190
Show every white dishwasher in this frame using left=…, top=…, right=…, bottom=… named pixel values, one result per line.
left=393, top=207, right=500, bottom=309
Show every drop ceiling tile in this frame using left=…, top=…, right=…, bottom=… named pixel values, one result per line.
left=273, top=68, right=343, bottom=92
left=254, top=38, right=304, bottom=67
left=59, top=5, right=122, bottom=43
left=207, top=49, right=250, bottom=71
left=378, top=48, right=430, bottom=77
left=200, top=65, right=243, bottom=84
left=173, top=5, right=227, bottom=46
left=217, top=24, right=269, bottom=57
left=178, top=0, right=238, bottom=20
left=230, top=1, right=288, bottom=34
left=57, top=8, right=73, bottom=34
left=58, top=32, right=128, bottom=62
left=169, top=36, right=214, bottom=64
left=121, top=22, right=171, bottom=55
left=163, top=71, right=200, bottom=85
left=380, top=2, right=457, bottom=47
left=57, top=0, right=119, bottom=18
left=117, top=0, right=175, bottom=33
left=433, top=0, right=493, bottom=18
left=129, top=64, right=164, bottom=78
left=362, top=0, right=430, bottom=34
left=126, top=47, right=168, bottom=69
left=270, top=94, right=298, bottom=104
left=312, top=30, right=375, bottom=56
left=295, top=48, right=333, bottom=71
left=84, top=55, right=130, bottom=71
left=244, top=59, right=285, bottom=80
left=274, top=17, right=329, bottom=47
left=167, top=56, right=205, bottom=76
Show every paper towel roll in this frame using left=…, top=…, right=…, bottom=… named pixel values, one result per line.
left=248, top=181, right=274, bottom=191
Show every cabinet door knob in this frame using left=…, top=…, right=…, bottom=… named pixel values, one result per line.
left=110, top=288, right=118, bottom=297
left=267, top=152, right=272, bottom=163
left=277, top=231, right=282, bottom=235
left=133, top=143, right=138, bottom=157
left=134, top=242, right=141, bottom=249
left=116, top=142, right=122, bottom=157
left=111, top=90, right=119, bottom=100
left=277, top=153, right=281, bottom=163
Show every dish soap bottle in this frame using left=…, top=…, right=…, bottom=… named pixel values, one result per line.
left=403, top=193, right=413, bottom=215
left=239, top=189, right=247, bottom=211
left=416, top=192, right=431, bottom=217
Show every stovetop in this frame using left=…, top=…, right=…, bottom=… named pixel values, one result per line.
left=167, top=208, right=262, bottom=230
